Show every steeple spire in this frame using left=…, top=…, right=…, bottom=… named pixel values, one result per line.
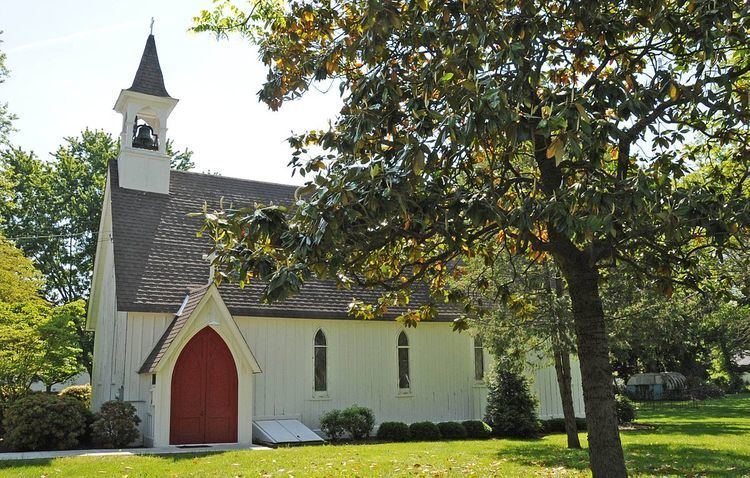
left=127, top=32, right=170, bottom=98
left=113, top=30, right=178, bottom=194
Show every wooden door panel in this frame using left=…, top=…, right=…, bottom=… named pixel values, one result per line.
left=170, top=327, right=238, bottom=445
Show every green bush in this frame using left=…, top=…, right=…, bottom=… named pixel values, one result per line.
left=437, top=421, right=467, bottom=439
left=2, top=393, right=87, bottom=451
left=60, top=384, right=92, bottom=409
left=319, top=409, right=345, bottom=441
left=686, top=378, right=726, bottom=400
left=340, top=405, right=375, bottom=439
left=409, top=421, right=441, bottom=441
left=540, top=417, right=587, bottom=433
left=91, top=400, right=141, bottom=448
left=615, top=394, right=636, bottom=424
left=376, top=421, right=410, bottom=441
left=484, top=366, right=541, bottom=437
left=462, top=420, right=492, bottom=439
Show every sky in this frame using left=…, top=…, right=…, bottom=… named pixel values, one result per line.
left=1, top=0, right=342, bottom=185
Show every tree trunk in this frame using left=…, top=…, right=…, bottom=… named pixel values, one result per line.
left=553, top=346, right=582, bottom=449
left=558, top=258, right=627, bottom=478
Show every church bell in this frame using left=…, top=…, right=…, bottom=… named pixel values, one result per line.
left=132, top=122, right=159, bottom=151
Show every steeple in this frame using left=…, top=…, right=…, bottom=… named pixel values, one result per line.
left=113, top=31, right=178, bottom=195
left=126, top=34, right=171, bottom=98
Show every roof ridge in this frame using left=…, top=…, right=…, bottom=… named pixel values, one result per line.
left=170, top=167, right=301, bottom=189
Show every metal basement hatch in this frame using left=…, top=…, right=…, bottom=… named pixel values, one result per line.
left=252, top=419, right=324, bottom=446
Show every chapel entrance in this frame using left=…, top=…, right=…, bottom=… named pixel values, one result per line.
left=170, top=327, right=238, bottom=444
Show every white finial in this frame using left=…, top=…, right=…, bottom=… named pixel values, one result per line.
left=150, top=17, right=155, bottom=35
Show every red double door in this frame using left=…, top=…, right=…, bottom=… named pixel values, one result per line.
left=170, top=327, right=238, bottom=445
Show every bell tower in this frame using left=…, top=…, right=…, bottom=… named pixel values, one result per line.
left=114, top=32, right=178, bottom=194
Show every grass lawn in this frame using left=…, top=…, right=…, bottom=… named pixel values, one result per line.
left=1, top=394, right=747, bottom=477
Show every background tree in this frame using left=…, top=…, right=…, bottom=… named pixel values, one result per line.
left=0, top=237, right=86, bottom=397
left=0, top=301, right=47, bottom=404
left=604, top=252, right=750, bottom=390
left=0, top=233, right=44, bottom=304
left=0, top=130, right=194, bottom=303
left=0, top=131, right=194, bottom=377
left=194, top=2, right=750, bottom=475
left=35, top=301, right=85, bottom=392
left=453, top=256, right=581, bottom=448
left=0, top=32, right=15, bottom=145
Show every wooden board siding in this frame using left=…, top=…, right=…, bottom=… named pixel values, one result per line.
left=108, top=311, right=585, bottom=443
left=531, top=357, right=586, bottom=419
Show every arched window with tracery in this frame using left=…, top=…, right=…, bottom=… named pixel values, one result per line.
left=474, top=336, right=485, bottom=381
left=314, top=329, right=327, bottom=393
left=397, top=331, right=411, bottom=392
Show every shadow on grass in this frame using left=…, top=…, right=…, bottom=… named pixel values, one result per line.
left=632, top=422, right=750, bottom=436
left=501, top=442, right=750, bottom=477
left=638, top=394, right=750, bottom=421
left=0, top=450, right=234, bottom=470
left=0, top=458, right=54, bottom=469
left=624, top=443, right=750, bottom=477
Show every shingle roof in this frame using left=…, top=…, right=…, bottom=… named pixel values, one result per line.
left=109, top=160, right=457, bottom=321
left=126, top=34, right=171, bottom=98
left=138, top=284, right=209, bottom=374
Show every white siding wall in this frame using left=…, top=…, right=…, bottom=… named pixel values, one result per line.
left=530, top=357, right=586, bottom=419
left=120, top=312, right=173, bottom=444
left=98, top=311, right=586, bottom=444
left=90, top=188, right=122, bottom=410
left=235, top=317, right=485, bottom=428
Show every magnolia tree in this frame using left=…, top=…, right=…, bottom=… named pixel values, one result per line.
left=194, top=1, right=750, bottom=476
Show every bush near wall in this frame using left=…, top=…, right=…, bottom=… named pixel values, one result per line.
left=91, top=400, right=141, bottom=448
left=2, top=393, right=87, bottom=451
left=462, top=420, right=492, bottom=439
left=319, top=410, right=345, bottom=441
left=60, top=384, right=92, bottom=409
left=540, top=417, right=587, bottom=434
left=484, top=367, right=541, bottom=437
left=376, top=421, right=410, bottom=441
left=409, top=421, right=441, bottom=441
left=437, top=421, right=467, bottom=439
left=340, top=406, right=375, bottom=440
left=320, top=406, right=375, bottom=441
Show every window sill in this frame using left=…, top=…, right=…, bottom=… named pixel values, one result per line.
left=396, top=391, right=414, bottom=397
left=309, top=395, right=332, bottom=401
left=473, top=382, right=487, bottom=389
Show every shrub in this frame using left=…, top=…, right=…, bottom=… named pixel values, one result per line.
left=437, top=421, right=467, bottom=439
left=484, top=366, right=541, bottom=437
left=60, top=384, right=92, bottom=409
left=686, top=378, right=726, bottom=400
left=409, top=421, right=441, bottom=441
left=319, top=409, right=345, bottom=441
left=462, top=420, right=492, bottom=439
left=376, top=421, right=410, bottom=441
left=91, top=400, right=140, bottom=448
left=2, top=393, right=87, bottom=451
left=540, top=417, right=587, bottom=433
left=340, top=405, right=375, bottom=439
left=615, top=394, right=636, bottom=424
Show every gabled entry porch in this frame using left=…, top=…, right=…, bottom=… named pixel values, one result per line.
left=139, top=284, right=261, bottom=447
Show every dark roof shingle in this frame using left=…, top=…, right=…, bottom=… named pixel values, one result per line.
left=126, top=34, right=171, bottom=98
left=109, top=161, right=457, bottom=321
left=138, top=284, right=209, bottom=374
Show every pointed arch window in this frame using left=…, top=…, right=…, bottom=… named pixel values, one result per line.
left=397, top=331, right=411, bottom=392
left=314, top=329, right=327, bottom=393
left=474, top=336, right=485, bottom=381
